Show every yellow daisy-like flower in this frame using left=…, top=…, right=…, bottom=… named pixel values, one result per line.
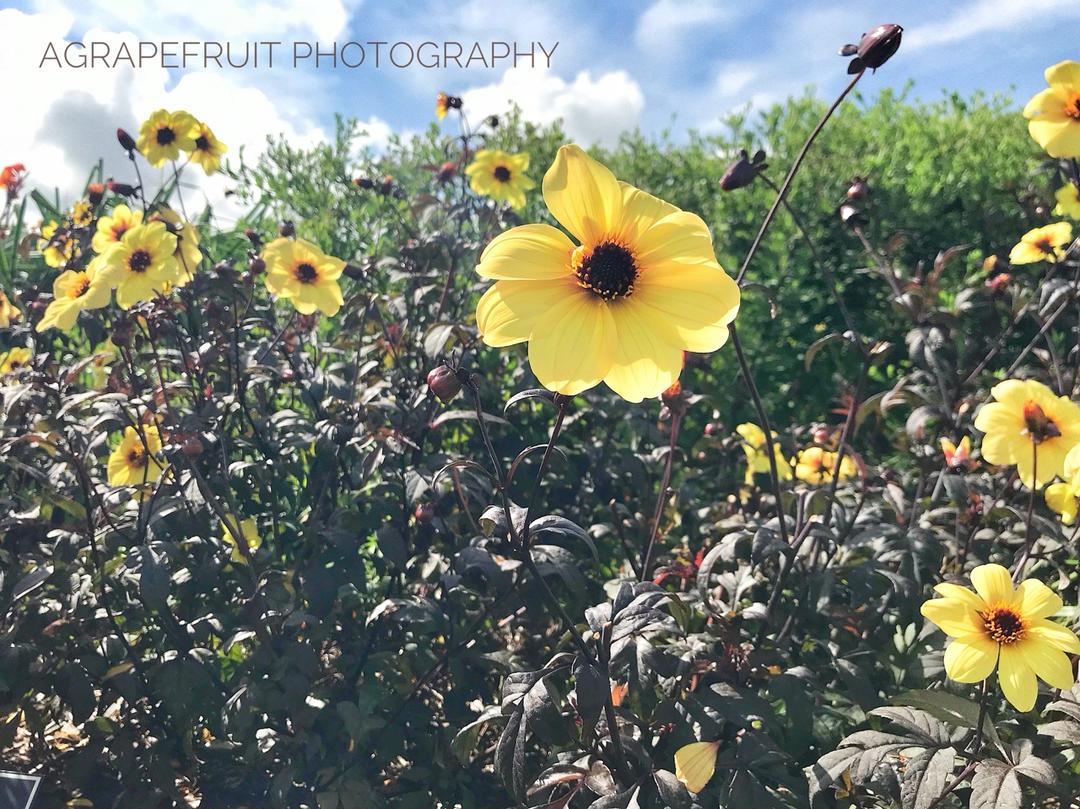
left=136, top=109, right=197, bottom=167
left=921, top=564, right=1080, bottom=712
left=107, top=425, right=166, bottom=487
left=0, top=346, right=31, bottom=374
left=1023, top=61, right=1080, bottom=158
left=188, top=121, right=227, bottom=175
left=1046, top=444, right=1080, bottom=526
left=435, top=92, right=450, bottom=120
left=1008, top=222, right=1073, bottom=264
left=39, top=221, right=79, bottom=269
left=736, top=422, right=792, bottom=485
left=71, top=199, right=93, bottom=228
left=35, top=258, right=118, bottom=332
left=1054, top=184, right=1080, bottom=220
left=0, top=289, right=22, bottom=328
left=474, top=145, right=740, bottom=402
left=674, top=740, right=720, bottom=794
left=92, top=204, right=143, bottom=254
left=221, top=517, right=261, bottom=564
left=149, top=208, right=201, bottom=285
left=793, top=446, right=856, bottom=485
left=263, top=237, right=345, bottom=316
left=974, top=379, right=1080, bottom=488
left=100, top=222, right=180, bottom=309
left=465, top=149, right=535, bottom=210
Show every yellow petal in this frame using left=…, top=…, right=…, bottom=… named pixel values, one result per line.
left=970, top=564, right=1014, bottom=605
left=616, top=182, right=679, bottom=244
left=477, top=224, right=574, bottom=281
left=932, top=582, right=985, bottom=611
left=1028, top=618, right=1080, bottom=654
left=1012, top=579, right=1063, bottom=620
left=921, top=598, right=984, bottom=638
left=998, top=645, right=1038, bottom=712
left=527, top=289, right=614, bottom=395
left=1045, top=60, right=1080, bottom=91
left=634, top=211, right=719, bottom=269
left=674, top=741, right=720, bottom=794
left=1065, top=444, right=1080, bottom=479
left=602, top=298, right=684, bottom=402
left=1031, top=119, right=1080, bottom=159
left=942, top=636, right=998, bottom=683
left=1021, top=637, right=1076, bottom=690
left=1009, top=242, right=1050, bottom=265
left=476, top=279, right=573, bottom=347
left=1024, top=87, right=1068, bottom=119
left=1045, top=482, right=1079, bottom=525
left=542, top=144, right=622, bottom=245
left=635, top=264, right=740, bottom=353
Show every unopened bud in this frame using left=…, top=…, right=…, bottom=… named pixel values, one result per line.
left=846, top=176, right=870, bottom=201
left=426, top=365, right=462, bottom=403
left=87, top=182, right=105, bottom=205
left=106, top=180, right=137, bottom=197
left=838, top=202, right=867, bottom=228
left=248, top=256, right=266, bottom=274
left=244, top=228, right=262, bottom=247
left=181, top=436, right=204, bottom=457
left=116, top=128, right=137, bottom=153
left=719, top=149, right=767, bottom=191
left=278, top=220, right=295, bottom=238
left=436, top=161, right=457, bottom=183
left=353, top=177, right=375, bottom=190
left=840, top=23, right=902, bottom=74
left=414, top=503, right=435, bottom=524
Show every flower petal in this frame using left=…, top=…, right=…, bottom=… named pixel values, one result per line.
left=542, top=145, right=622, bottom=245
left=1021, top=637, right=1076, bottom=690
left=635, top=210, right=720, bottom=269
left=1012, top=579, right=1063, bottom=620
left=1024, top=87, right=1069, bottom=119
left=674, top=741, right=719, bottom=794
left=635, top=264, right=740, bottom=353
left=970, top=564, right=1014, bottom=605
left=932, top=582, right=985, bottom=610
left=476, top=279, right=574, bottom=347
left=943, top=636, right=998, bottom=683
left=1029, top=618, right=1080, bottom=653
left=998, top=645, right=1038, bottom=712
left=477, top=224, right=574, bottom=281
left=603, top=299, right=684, bottom=402
left=921, top=598, right=984, bottom=638
left=527, top=289, right=614, bottom=395
left=1045, top=60, right=1080, bottom=91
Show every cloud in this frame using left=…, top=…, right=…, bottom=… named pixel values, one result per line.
left=462, top=67, right=645, bottom=146
left=634, top=0, right=739, bottom=53
left=904, top=0, right=1080, bottom=53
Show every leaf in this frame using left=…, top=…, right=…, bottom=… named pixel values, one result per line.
left=529, top=515, right=598, bottom=560
left=494, top=708, right=528, bottom=801
left=804, top=332, right=849, bottom=370
left=505, top=388, right=554, bottom=413
left=12, top=566, right=52, bottom=601
left=572, top=657, right=607, bottom=728
left=376, top=525, right=407, bottom=569
left=970, top=761, right=1022, bottom=809
left=899, top=746, right=955, bottom=809
left=890, top=689, right=1002, bottom=749
left=431, top=409, right=509, bottom=429
left=807, top=731, right=920, bottom=800
left=868, top=707, right=951, bottom=746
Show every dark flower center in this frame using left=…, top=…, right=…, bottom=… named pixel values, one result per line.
left=1023, top=401, right=1061, bottom=443
left=71, top=276, right=91, bottom=298
left=1035, top=238, right=1055, bottom=254
left=1067, top=96, right=1080, bottom=120
left=195, top=135, right=210, bottom=152
left=981, top=607, right=1025, bottom=644
left=295, top=262, right=318, bottom=283
left=156, top=127, right=176, bottom=146
left=493, top=165, right=511, bottom=183
left=113, top=224, right=129, bottom=240
left=128, top=249, right=152, bottom=273
left=574, top=242, right=638, bottom=300
left=126, top=447, right=146, bottom=467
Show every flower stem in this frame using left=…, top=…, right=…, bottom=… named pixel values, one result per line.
left=640, top=408, right=683, bottom=581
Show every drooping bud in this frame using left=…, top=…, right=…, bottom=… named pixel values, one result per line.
left=87, top=182, right=105, bottom=205
left=719, top=149, right=767, bottom=191
left=840, top=23, right=903, bottom=74
left=278, top=220, right=295, bottom=238
left=414, top=502, right=435, bottom=524
left=838, top=202, right=867, bottom=229
left=181, top=436, right=204, bottom=457
left=116, top=128, right=137, bottom=153
left=353, top=176, right=375, bottom=190
left=248, top=256, right=266, bottom=274
left=846, top=176, right=870, bottom=201
left=436, top=161, right=457, bottom=183
left=244, top=228, right=262, bottom=248
left=106, top=180, right=138, bottom=197
left=426, top=364, right=462, bottom=403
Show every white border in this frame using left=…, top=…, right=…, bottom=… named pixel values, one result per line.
left=0, top=771, right=42, bottom=809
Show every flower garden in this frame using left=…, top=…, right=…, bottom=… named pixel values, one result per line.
left=6, top=22, right=1080, bottom=809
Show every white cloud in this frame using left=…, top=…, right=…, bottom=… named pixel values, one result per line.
left=462, top=67, right=645, bottom=147
left=904, top=0, right=1080, bottom=52
left=634, top=0, right=739, bottom=53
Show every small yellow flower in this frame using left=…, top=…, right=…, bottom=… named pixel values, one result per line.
left=974, top=379, right=1080, bottom=488
left=793, top=446, right=856, bottom=485
left=0, top=346, right=31, bottom=374
left=921, top=564, right=1080, bottom=712
left=940, top=435, right=974, bottom=470
left=1046, top=444, right=1080, bottom=525
left=149, top=208, right=201, bottom=285
left=188, top=121, right=227, bottom=175
left=221, top=517, right=261, bottom=564
left=1054, top=184, right=1080, bottom=219
left=736, top=422, right=792, bottom=485
left=39, top=221, right=79, bottom=269
left=136, top=109, right=197, bottom=167
left=475, top=145, right=740, bottom=402
left=107, top=425, right=166, bottom=487
left=35, top=258, right=118, bottom=332
left=674, top=740, right=720, bottom=793
left=0, top=289, right=22, bottom=328
left=1008, top=222, right=1073, bottom=264
left=263, top=237, right=345, bottom=316
left=71, top=199, right=93, bottom=228
left=435, top=92, right=450, bottom=120
left=465, top=149, right=535, bottom=210
left=101, top=222, right=180, bottom=309
left=1023, top=61, right=1080, bottom=158
left=92, top=204, right=143, bottom=254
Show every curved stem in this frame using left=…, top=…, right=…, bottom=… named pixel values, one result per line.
left=640, top=409, right=682, bottom=581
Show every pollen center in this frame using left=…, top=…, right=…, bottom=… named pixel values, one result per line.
left=126, top=447, right=146, bottom=467
left=156, top=127, right=176, bottom=146
left=981, top=607, right=1025, bottom=644
left=573, top=241, right=638, bottom=300
left=1035, top=238, right=1054, bottom=254
left=1023, top=400, right=1061, bottom=443
left=69, top=276, right=91, bottom=299
left=128, top=249, right=152, bottom=273
left=295, top=262, right=318, bottom=283
left=1067, top=95, right=1080, bottom=120
left=492, top=165, right=511, bottom=183
left=195, top=135, right=210, bottom=152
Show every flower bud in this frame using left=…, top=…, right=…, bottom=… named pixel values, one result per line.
left=87, top=182, right=105, bottom=205
left=248, top=256, right=266, bottom=274
left=353, top=177, right=375, bottom=190
left=436, top=161, right=457, bottom=183
left=485, top=115, right=499, bottom=128
left=719, top=149, right=767, bottom=191
left=278, top=220, right=295, bottom=238
left=838, top=202, right=867, bottom=228
left=116, top=128, right=137, bottom=153
left=244, top=228, right=262, bottom=248
left=414, top=502, right=435, bottom=524
left=846, top=176, right=870, bottom=201
left=106, top=180, right=137, bottom=197
left=426, top=364, right=462, bottom=403
left=181, top=436, right=204, bottom=457
left=704, top=421, right=723, bottom=437
left=840, top=23, right=902, bottom=74
left=379, top=175, right=395, bottom=195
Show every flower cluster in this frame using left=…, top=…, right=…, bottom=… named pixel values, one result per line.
left=134, top=109, right=228, bottom=174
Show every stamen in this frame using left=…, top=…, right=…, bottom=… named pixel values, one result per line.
left=128, top=249, right=152, bottom=273
left=493, top=165, right=511, bottom=183
left=1023, top=400, right=1061, bottom=443
left=573, top=241, right=638, bottom=300
left=156, top=127, right=176, bottom=146
left=981, top=606, right=1025, bottom=644
left=295, top=262, right=318, bottom=283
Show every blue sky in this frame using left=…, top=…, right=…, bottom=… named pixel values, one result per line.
left=3, top=0, right=1080, bottom=212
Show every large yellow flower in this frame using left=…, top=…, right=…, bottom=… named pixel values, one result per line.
left=974, top=379, right=1080, bottom=488
left=1023, top=61, right=1080, bottom=158
left=92, top=204, right=143, bottom=254
left=475, top=145, right=740, bottom=402
left=136, top=109, right=197, bottom=167
left=0, top=346, right=31, bottom=374
left=101, top=222, right=180, bottom=309
left=222, top=517, right=261, bottom=564
left=1054, top=184, right=1080, bottom=220
left=107, top=425, right=166, bottom=487
left=1046, top=444, right=1080, bottom=525
left=189, top=121, right=227, bottom=175
left=921, top=564, right=1080, bottom=712
left=150, top=208, right=201, bottom=285
left=263, top=237, right=345, bottom=316
left=35, top=259, right=118, bottom=332
left=465, top=149, right=535, bottom=210
left=0, top=289, right=21, bottom=328
left=737, top=422, right=792, bottom=485
left=1008, top=222, right=1073, bottom=264
left=793, top=446, right=856, bottom=485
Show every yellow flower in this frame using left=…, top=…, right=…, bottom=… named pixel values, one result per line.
left=921, top=564, right=1080, bottom=712
left=1008, top=222, right=1073, bottom=264
left=149, top=208, right=201, bottom=285
left=263, top=237, right=345, bottom=316
left=793, top=446, right=856, bottom=485
left=101, top=222, right=180, bottom=309
left=71, top=199, right=93, bottom=228
left=0, top=289, right=21, bottom=328
left=136, top=109, right=197, bottom=167
left=974, top=379, right=1080, bottom=488
left=474, top=145, right=740, bottom=402
left=940, top=435, right=974, bottom=470
left=1023, top=61, right=1080, bottom=158
left=107, top=425, right=166, bottom=487
left=92, top=204, right=143, bottom=254
left=1046, top=444, right=1080, bottom=525
left=188, top=121, right=227, bottom=175
left=0, top=346, right=31, bottom=374
left=736, top=422, right=792, bottom=485
left=39, top=222, right=79, bottom=268
left=435, top=92, right=449, bottom=120
left=35, top=259, right=118, bottom=332
left=222, top=517, right=261, bottom=564
left=465, top=149, right=535, bottom=210
left=674, top=740, right=720, bottom=794
left=1054, top=184, right=1080, bottom=219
